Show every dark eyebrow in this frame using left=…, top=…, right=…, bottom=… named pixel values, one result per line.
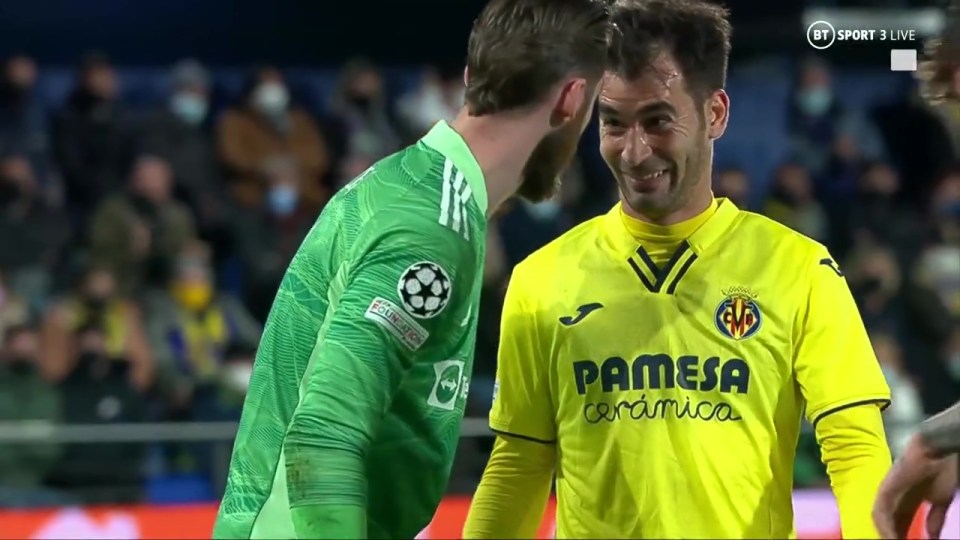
left=597, top=103, right=621, bottom=118
left=597, top=100, right=678, bottom=119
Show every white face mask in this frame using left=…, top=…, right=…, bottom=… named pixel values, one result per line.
left=253, top=82, right=289, bottom=115
left=523, top=199, right=562, bottom=221
left=224, top=364, right=253, bottom=392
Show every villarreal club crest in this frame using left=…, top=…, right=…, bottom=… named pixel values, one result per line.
left=714, top=287, right=762, bottom=341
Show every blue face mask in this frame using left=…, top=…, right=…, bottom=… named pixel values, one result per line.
left=268, top=185, right=298, bottom=216
left=170, top=93, right=208, bottom=125
left=797, top=87, right=832, bottom=116
left=523, top=199, right=562, bottom=221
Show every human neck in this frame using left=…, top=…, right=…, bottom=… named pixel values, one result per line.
left=449, top=107, right=546, bottom=216
left=622, top=173, right=716, bottom=226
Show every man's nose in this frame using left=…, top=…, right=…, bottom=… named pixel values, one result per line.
left=622, top=128, right=652, bottom=166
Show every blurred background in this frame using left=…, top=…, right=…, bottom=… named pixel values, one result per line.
left=0, top=0, right=957, bottom=537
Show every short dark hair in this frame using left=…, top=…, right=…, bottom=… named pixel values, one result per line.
left=607, top=0, right=731, bottom=100
left=465, top=0, right=611, bottom=116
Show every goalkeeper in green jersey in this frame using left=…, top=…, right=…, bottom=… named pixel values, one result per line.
left=212, top=0, right=609, bottom=538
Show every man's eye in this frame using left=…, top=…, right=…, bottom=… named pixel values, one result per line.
left=601, top=118, right=623, bottom=128
left=646, top=116, right=672, bottom=129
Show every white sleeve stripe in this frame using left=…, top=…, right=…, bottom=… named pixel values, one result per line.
left=452, top=170, right=464, bottom=233
left=439, top=158, right=453, bottom=226
left=459, top=184, right=472, bottom=240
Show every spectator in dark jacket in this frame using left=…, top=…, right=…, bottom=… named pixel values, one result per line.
left=0, top=324, right=68, bottom=507
left=0, top=55, right=52, bottom=186
left=88, top=154, right=196, bottom=295
left=52, top=53, right=133, bottom=218
left=0, top=153, right=70, bottom=308
left=226, top=156, right=314, bottom=320
left=46, top=323, right=148, bottom=504
left=137, top=59, right=223, bottom=231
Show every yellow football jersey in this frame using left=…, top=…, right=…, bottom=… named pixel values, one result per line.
left=489, top=199, right=891, bottom=539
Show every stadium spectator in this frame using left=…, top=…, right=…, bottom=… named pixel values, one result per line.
left=88, top=154, right=196, bottom=295
left=787, top=58, right=884, bottom=176
left=819, top=129, right=870, bottom=210
left=186, top=342, right=257, bottom=483
left=0, top=323, right=66, bottom=507
left=841, top=162, right=923, bottom=262
left=0, top=269, right=29, bottom=346
left=46, top=323, right=148, bottom=504
left=764, top=162, right=830, bottom=242
left=846, top=244, right=905, bottom=335
left=496, top=161, right=585, bottom=268
left=136, top=59, right=223, bottom=232
left=52, top=52, right=133, bottom=217
left=217, top=66, right=330, bottom=212
left=0, top=153, right=70, bottom=308
left=0, top=55, right=52, bottom=186
left=396, top=66, right=464, bottom=140
left=146, top=241, right=260, bottom=416
left=714, top=166, right=751, bottom=209
left=39, top=266, right=154, bottom=391
left=329, top=59, right=402, bottom=177
left=225, top=156, right=314, bottom=320
left=916, top=171, right=960, bottom=313
left=872, top=332, right=924, bottom=457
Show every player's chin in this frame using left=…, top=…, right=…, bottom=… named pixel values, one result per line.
left=625, top=191, right=672, bottom=215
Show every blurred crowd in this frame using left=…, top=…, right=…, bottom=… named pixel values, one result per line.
left=0, top=51, right=957, bottom=505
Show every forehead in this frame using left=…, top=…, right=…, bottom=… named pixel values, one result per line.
left=599, top=53, right=694, bottom=112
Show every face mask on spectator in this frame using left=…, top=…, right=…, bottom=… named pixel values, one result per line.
left=253, top=82, right=289, bottom=115
left=170, top=92, right=208, bottom=125
left=797, top=87, right=831, bottom=116
left=268, top=185, right=298, bottom=216
left=173, top=281, right=213, bottom=311
left=348, top=92, right=374, bottom=112
left=224, top=363, right=253, bottom=392
left=523, top=199, right=562, bottom=221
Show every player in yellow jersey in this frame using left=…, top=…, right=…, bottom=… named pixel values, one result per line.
left=464, top=0, right=894, bottom=538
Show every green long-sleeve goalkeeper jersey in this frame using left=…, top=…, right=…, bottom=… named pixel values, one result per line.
left=213, top=121, right=488, bottom=539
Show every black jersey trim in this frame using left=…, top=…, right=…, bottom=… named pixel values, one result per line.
left=491, top=428, right=557, bottom=445
left=811, top=398, right=892, bottom=428
left=627, top=241, right=695, bottom=294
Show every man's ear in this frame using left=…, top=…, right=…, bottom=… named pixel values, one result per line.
left=550, top=78, right=587, bottom=128
left=706, top=89, right=730, bottom=140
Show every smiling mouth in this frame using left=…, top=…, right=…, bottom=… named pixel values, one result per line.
left=635, top=169, right=667, bottom=181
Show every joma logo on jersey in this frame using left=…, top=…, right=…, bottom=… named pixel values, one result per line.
left=574, top=354, right=749, bottom=424
left=428, top=359, right=469, bottom=411
left=573, top=354, right=750, bottom=395
left=715, top=287, right=762, bottom=340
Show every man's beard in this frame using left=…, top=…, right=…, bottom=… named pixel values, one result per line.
left=516, top=121, right=581, bottom=202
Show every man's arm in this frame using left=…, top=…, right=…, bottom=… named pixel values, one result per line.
left=794, top=250, right=893, bottom=539
left=918, top=401, right=960, bottom=457
left=282, top=220, right=472, bottom=539
left=464, top=267, right=556, bottom=538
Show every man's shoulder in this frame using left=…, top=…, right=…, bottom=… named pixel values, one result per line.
left=335, top=147, right=481, bottom=241
left=730, top=209, right=828, bottom=259
left=513, top=212, right=607, bottom=281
